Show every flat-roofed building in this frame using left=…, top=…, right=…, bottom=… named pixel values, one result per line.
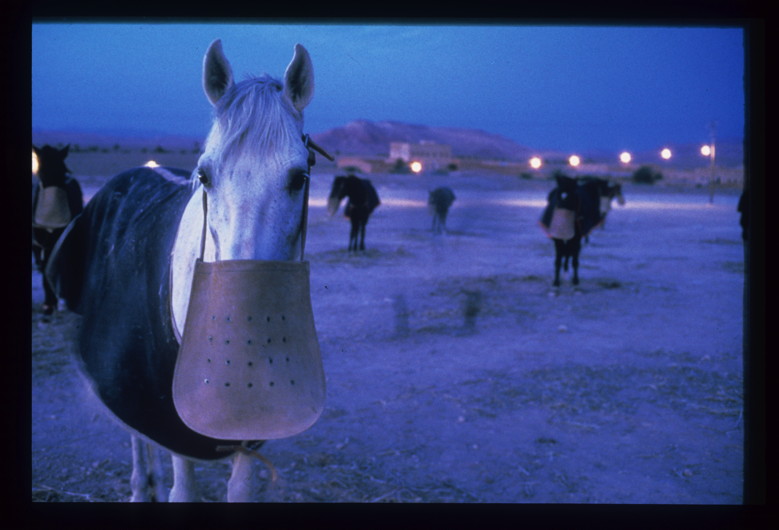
left=388, top=141, right=452, bottom=172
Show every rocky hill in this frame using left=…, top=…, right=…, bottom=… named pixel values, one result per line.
left=311, top=120, right=535, bottom=161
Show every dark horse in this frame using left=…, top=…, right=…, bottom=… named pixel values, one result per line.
left=45, top=40, right=324, bottom=501
left=32, top=144, right=83, bottom=315
left=539, top=174, right=604, bottom=287
left=327, top=174, right=380, bottom=251
left=428, top=186, right=456, bottom=234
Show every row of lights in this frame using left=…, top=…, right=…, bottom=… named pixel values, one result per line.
left=404, top=143, right=715, bottom=174
left=528, top=144, right=715, bottom=170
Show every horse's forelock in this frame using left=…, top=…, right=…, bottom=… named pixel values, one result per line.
left=207, top=75, right=302, bottom=169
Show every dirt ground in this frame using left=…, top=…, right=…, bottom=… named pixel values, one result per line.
left=31, top=168, right=745, bottom=504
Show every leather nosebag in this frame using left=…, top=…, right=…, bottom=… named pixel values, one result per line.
left=173, top=259, right=325, bottom=440
left=33, top=186, right=72, bottom=230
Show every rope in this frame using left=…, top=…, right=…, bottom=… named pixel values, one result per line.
left=216, top=444, right=278, bottom=483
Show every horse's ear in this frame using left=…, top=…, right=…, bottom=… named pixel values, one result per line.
left=60, top=144, right=70, bottom=157
left=284, top=44, right=314, bottom=112
left=203, top=39, right=234, bottom=106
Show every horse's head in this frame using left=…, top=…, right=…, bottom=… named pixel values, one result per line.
left=612, top=183, right=626, bottom=206
left=196, top=40, right=314, bottom=261
left=327, top=175, right=348, bottom=216
left=554, top=174, right=579, bottom=211
left=33, top=144, right=70, bottom=188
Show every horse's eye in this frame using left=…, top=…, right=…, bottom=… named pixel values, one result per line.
left=197, top=168, right=211, bottom=187
left=288, top=170, right=308, bottom=192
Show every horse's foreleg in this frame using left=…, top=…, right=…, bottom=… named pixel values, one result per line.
left=149, top=444, right=167, bottom=501
left=349, top=219, right=359, bottom=252
left=169, top=454, right=198, bottom=502
left=571, top=239, right=581, bottom=286
left=227, top=451, right=256, bottom=502
left=553, top=240, right=563, bottom=287
left=130, top=435, right=152, bottom=502
left=359, top=222, right=366, bottom=251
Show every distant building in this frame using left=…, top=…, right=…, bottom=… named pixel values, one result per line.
left=388, top=141, right=452, bottom=172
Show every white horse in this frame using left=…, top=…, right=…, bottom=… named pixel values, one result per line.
left=46, top=39, right=319, bottom=502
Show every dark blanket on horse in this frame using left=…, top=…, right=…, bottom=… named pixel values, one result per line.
left=539, top=180, right=604, bottom=239
left=47, top=167, right=245, bottom=459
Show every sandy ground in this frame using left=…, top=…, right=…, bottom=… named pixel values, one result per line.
left=31, top=168, right=745, bottom=504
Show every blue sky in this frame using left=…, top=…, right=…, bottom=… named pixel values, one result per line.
left=32, top=23, right=745, bottom=152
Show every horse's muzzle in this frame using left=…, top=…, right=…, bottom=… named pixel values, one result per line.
left=172, top=259, right=325, bottom=440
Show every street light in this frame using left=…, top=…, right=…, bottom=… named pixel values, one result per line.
left=660, top=148, right=672, bottom=160
left=568, top=155, right=581, bottom=168
left=529, top=156, right=543, bottom=170
left=32, top=150, right=39, bottom=174
left=410, top=161, right=423, bottom=174
left=619, top=151, right=632, bottom=164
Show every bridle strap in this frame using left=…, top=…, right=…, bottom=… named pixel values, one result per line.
left=199, top=187, right=208, bottom=261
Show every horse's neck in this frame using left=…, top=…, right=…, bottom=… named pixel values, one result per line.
left=169, top=188, right=213, bottom=341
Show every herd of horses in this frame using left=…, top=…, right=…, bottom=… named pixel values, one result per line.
left=32, top=40, right=628, bottom=502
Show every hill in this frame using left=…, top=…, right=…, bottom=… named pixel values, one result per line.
left=311, top=120, right=535, bottom=161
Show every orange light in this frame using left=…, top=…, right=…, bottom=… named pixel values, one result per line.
left=568, top=155, right=581, bottom=167
left=529, top=156, right=542, bottom=169
left=32, top=150, right=39, bottom=174
left=410, top=161, right=423, bottom=173
left=619, top=151, right=632, bottom=164
left=144, top=160, right=160, bottom=168
left=660, top=148, right=672, bottom=160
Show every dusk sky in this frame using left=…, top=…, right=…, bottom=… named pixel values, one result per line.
left=32, top=23, right=745, bottom=153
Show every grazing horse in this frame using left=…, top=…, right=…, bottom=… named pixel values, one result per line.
left=327, top=174, right=380, bottom=251
left=31, top=144, right=83, bottom=315
left=45, top=40, right=327, bottom=502
left=539, top=174, right=604, bottom=287
left=428, top=186, right=456, bottom=234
